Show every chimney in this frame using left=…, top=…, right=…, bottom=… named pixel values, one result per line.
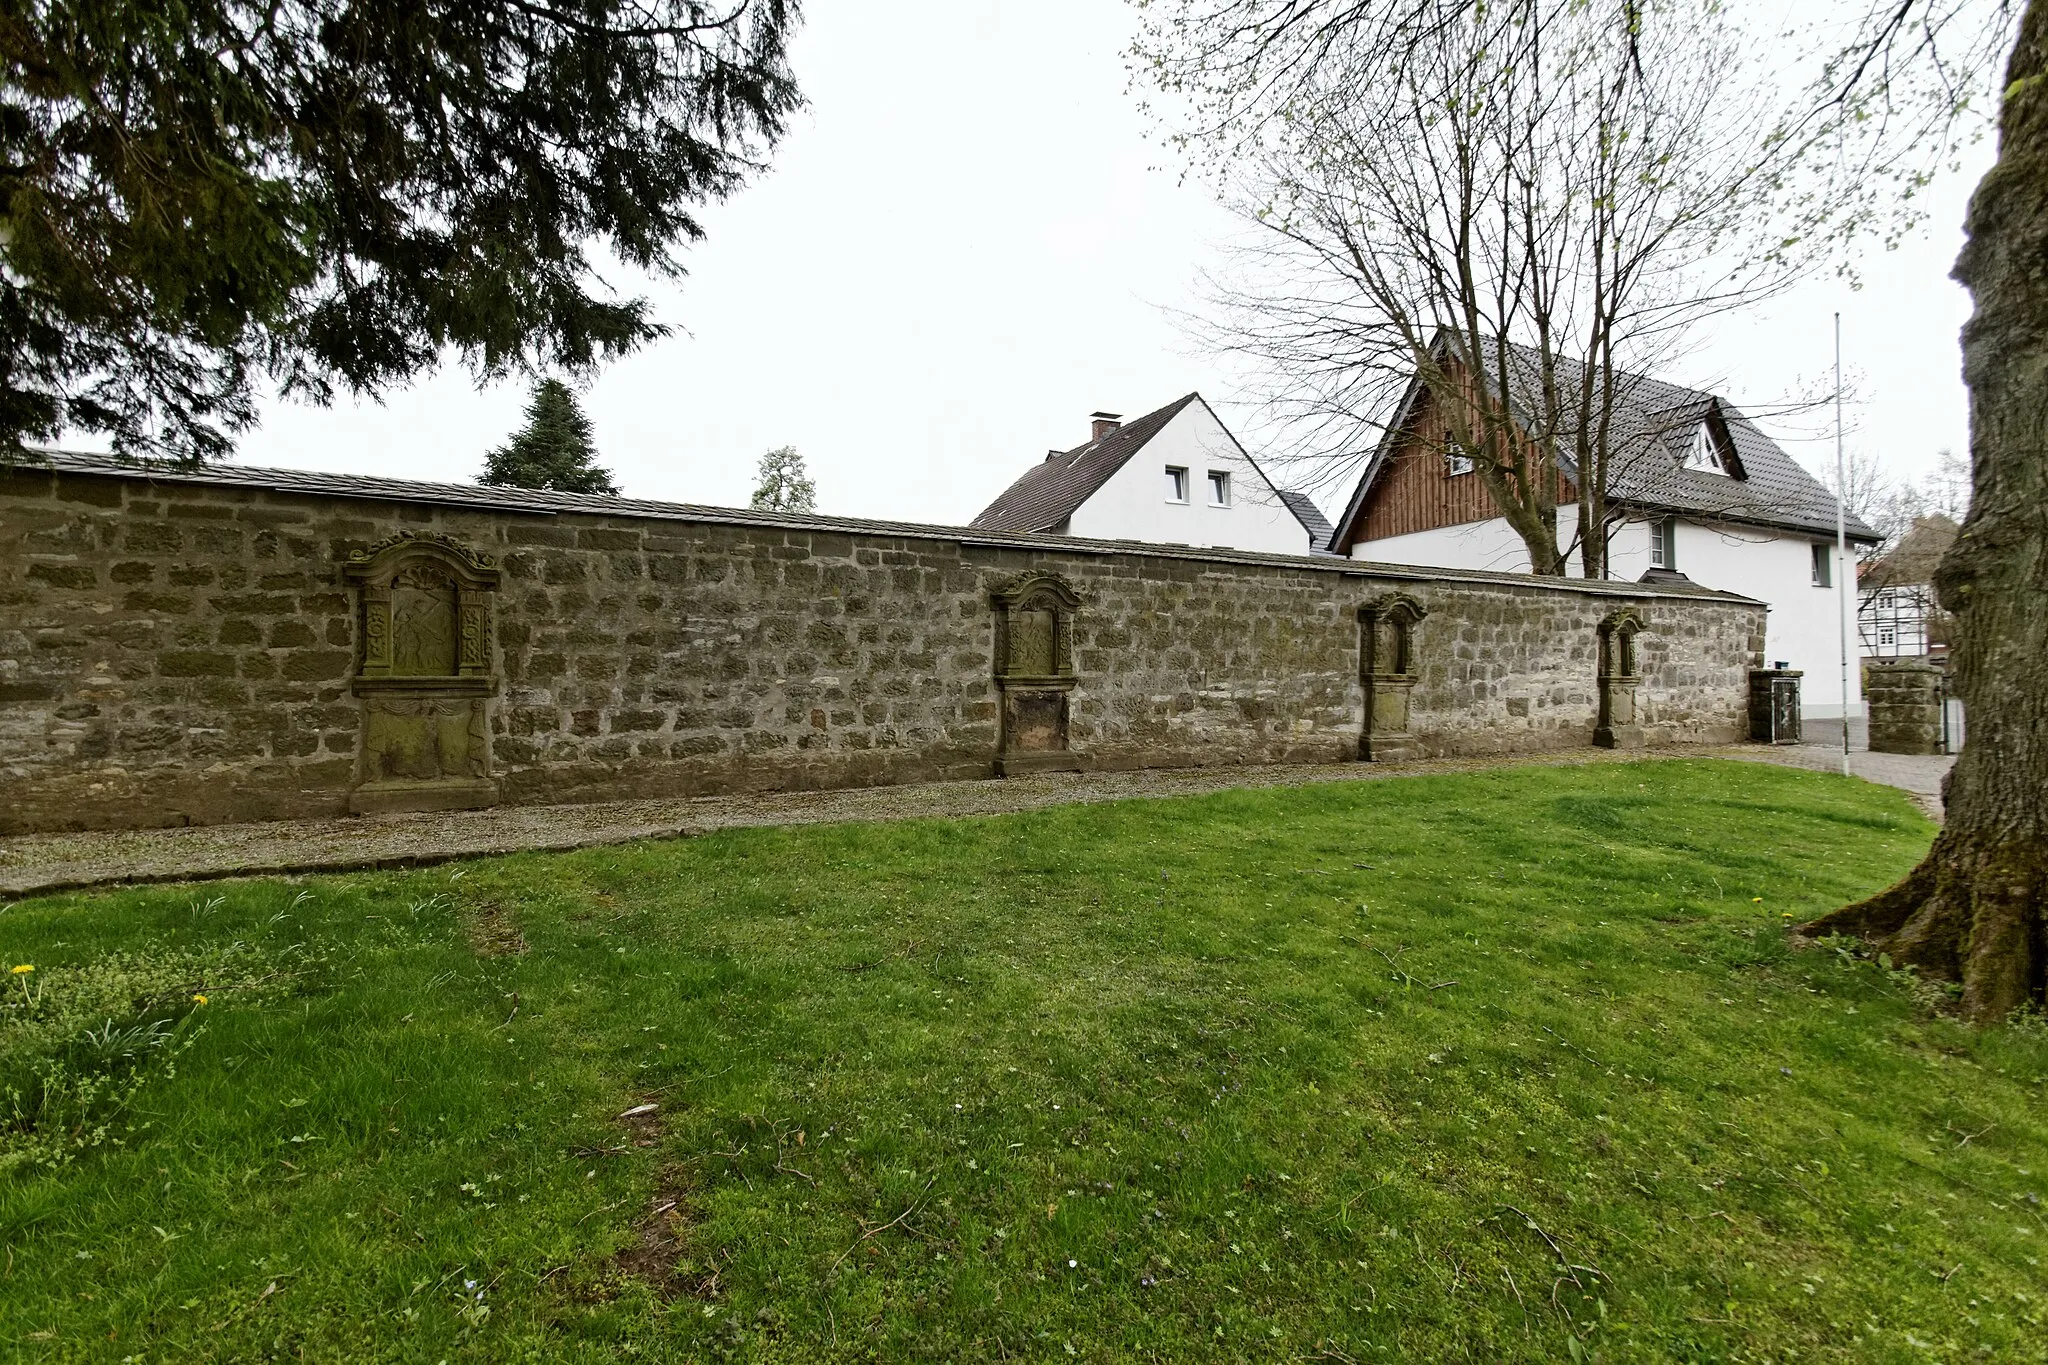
left=1090, top=411, right=1122, bottom=442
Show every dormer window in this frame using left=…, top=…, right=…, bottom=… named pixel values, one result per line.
left=1681, top=412, right=1741, bottom=477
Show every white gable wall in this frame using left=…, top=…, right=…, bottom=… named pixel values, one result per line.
left=1352, top=512, right=1860, bottom=717
left=1350, top=507, right=1587, bottom=577
left=1065, top=402, right=1310, bottom=555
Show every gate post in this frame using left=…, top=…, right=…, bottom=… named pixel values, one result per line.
left=1866, top=660, right=1943, bottom=755
left=1747, top=668, right=1803, bottom=744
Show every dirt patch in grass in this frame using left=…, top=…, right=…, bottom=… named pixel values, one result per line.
left=596, top=1101, right=721, bottom=1302
left=612, top=1170, right=717, bottom=1300
left=461, top=898, right=528, bottom=956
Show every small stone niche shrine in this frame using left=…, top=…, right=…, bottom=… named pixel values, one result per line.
left=344, top=531, right=502, bottom=813
left=1358, top=592, right=1427, bottom=761
left=990, top=571, right=1084, bottom=775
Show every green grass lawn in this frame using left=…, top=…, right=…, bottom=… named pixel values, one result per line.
left=3, top=760, right=2045, bottom=1363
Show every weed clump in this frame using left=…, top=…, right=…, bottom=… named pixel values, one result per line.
left=1, top=932, right=310, bottom=1171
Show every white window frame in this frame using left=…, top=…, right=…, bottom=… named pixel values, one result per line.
left=1649, top=516, right=1678, bottom=570
left=1445, top=442, right=1475, bottom=476
left=1811, top=541, right=1833, bottom=588
left=1206, top=470, right=1231, bottom=506
left=1164, top=465, right=1189, bottom=504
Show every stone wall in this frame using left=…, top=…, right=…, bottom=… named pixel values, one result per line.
left=1865, top=660, right=1945, bottom=756
left=0, top=458, right=1766, bottom=834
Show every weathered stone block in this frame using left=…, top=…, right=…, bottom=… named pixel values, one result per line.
left=281, top=650, right=351, bottom=681
left=123, top=590, right=193, bottom=614
left=28, top=562, right=96, bottom=589
left=56, top=476, right=124, bottom=507
left=159, top=651, right=239, bottom=678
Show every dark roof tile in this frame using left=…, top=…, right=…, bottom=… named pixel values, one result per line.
left=1277, top=490, right=1335, bottom=552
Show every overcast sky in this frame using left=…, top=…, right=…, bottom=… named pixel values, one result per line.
left=236, top=0, right=1995, bottom=525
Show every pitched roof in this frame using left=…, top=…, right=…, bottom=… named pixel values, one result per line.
left=1277, top=490, right=1336, bottom=552
left=970, top=393, right=1203, bottom=532
left=1860, top=513, right=1959, bottom=589
left=1330, top=337, right=1879, bottom=550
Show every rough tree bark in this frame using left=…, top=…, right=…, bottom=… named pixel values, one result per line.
left=1799, top=0, right=2048, bottom=1023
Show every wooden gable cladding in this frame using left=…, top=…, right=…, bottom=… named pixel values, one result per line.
left=1352, top=370, right=1575, bottom=548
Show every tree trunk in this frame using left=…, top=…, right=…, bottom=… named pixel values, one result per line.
left=1798, top=0, right=2048, bottom=1023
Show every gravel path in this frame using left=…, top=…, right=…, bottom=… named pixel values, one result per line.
left=0, top=743, right=1948, bottom=898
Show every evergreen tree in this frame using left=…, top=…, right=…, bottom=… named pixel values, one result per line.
left=750, top=446, right=816, bottom=513
left=481, top=380, right=617, bottom=495
left=0, top=1, right=801, bottom=463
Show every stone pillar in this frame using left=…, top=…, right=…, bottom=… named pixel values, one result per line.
left=1358, top=593, right=1427, bottom=762
left=1594, top=607, right=1645, bottom=749
left=1866, top=660, right=1944, bottom=755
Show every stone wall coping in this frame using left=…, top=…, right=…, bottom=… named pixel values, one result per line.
left=13, top=449, right=1761, bottom=606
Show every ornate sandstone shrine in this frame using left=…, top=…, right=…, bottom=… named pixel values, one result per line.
left=343, top=531, right=503, bottom=813
left=0, top=454, right=1766, bottom=834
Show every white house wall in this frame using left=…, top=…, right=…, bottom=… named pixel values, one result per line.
left=1346, top=508, right=1584, bottom=576
left=1354, top=510, right=1860, bottom=716
left=1066, top=403, right=1310, bottom=555
left=1656, top=520, right=1859, bottom=717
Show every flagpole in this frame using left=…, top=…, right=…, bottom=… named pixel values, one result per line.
left=1835, top=313, right=1851, bottom=777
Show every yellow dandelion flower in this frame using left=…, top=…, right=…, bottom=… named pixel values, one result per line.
left=9, top=964, right=32, bottom=974
left=1751, top=897, right=1764, bottom=904
left=192, top=993, right=209, bottom=1005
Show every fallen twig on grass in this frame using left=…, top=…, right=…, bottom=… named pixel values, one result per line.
left=828, top=1177, right=936, bottom=1275
left=576, top=1199, right=630, bottom=1226
left=1539, top=1024, right=1604, bottom=1068
left=1497, top=1203, right=1603, bottom=1294
left=774, top=1131, right=817, bottom=1186
left=1682, top=1209, right=1743, bottom=1231
left=1765, top=1166, right=1826, bottom=1208
left=1368, top=944, right=1415, bottom=987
